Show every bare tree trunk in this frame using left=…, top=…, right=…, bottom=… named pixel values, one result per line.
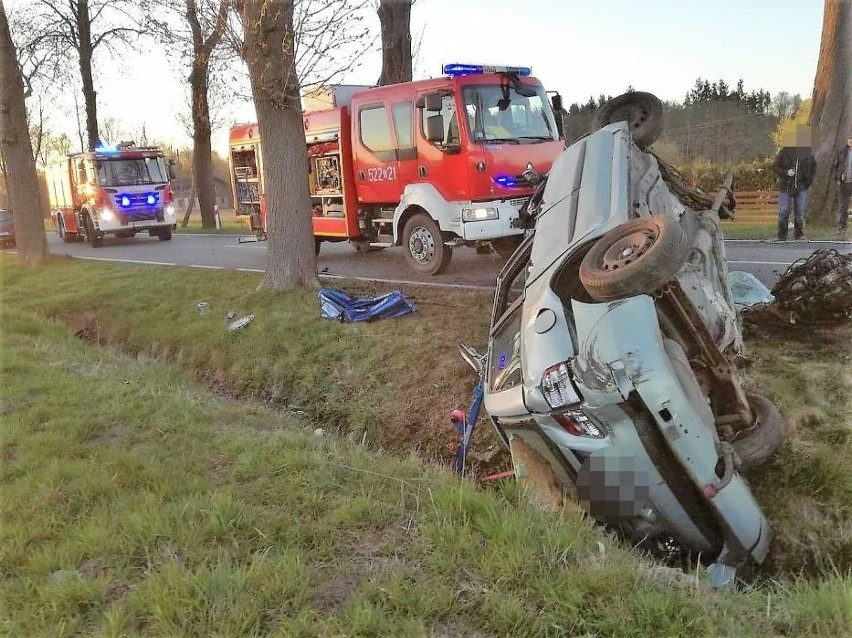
left=376, top=0, right=413, bottom=86
left=0, top=2, right=49, bottom=264
left=75, top=0, right=100, bottom=150
left=808, top=0, right=851, bottom=225
left=242, top=0, right=318, bottom=290
left=186, top=0, right=228, bottom=229
left=190, top=59, right=216, bottom=228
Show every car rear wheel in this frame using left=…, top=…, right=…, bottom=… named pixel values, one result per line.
left=732, top=394, right=786, bottom=470
left=593, top=91, right=664, bottom=149
left=579, top=214, right=688, bottom=301
left=402, top=212, right=451, bottom=275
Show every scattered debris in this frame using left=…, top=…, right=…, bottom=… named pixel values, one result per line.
left=197, top=301, right=209, bottom=316
left=227, top=314, right=255, bottom=332
left=318, top=288, right=416, bottom=322
left=314, top=428, right=325, bottom=438
left=743, top=249, right=852, bottom=328
left=225, top=310, right=236, bottom=321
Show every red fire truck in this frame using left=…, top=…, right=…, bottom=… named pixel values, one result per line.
left=47, top=142, right=177, bottom=247
left=229, top=64, right=566, bottom=274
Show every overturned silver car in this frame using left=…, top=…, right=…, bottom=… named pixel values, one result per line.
left=469, top=95, right=785, bottom=584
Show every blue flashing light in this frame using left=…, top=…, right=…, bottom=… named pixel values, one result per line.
left=443, top=63, right=532, bottom=77
left=493, top=174, right=520, bottom=189
left=146, top=194, right=156, bottom=205
left=95, top=143, right=119, bottom=153
left=120, top=196, right=131, bottom=207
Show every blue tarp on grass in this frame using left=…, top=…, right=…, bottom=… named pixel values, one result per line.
left=318, top=288, right=416, bottom=322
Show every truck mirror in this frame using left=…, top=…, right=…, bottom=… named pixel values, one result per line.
left=550, top=92, right=563, bottom=113
left=168, top=159, right=177, bottom=180
left=423, top=93, right=443, bottom=112
left=77, top=161, right=88, bottom=184
left=425, top=115, right=444, bottom=143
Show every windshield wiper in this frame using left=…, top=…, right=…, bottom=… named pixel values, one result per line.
left=519, top=135, right=555, bottom=142
left=481, top=137, right=521, bottom=144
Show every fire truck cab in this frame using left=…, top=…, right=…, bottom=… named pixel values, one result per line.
left=48, top=142, right=177, bottom=247
left=229, top=64, right=565, bottom=274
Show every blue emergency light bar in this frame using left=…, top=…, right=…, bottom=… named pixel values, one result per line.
left=443, top=63, right=532, bottom=77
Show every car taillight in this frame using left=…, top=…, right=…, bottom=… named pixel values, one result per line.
left=164, top=185, right=173, bottom=203
left=540, top=362, right=581, bottom=409
left=550, top=410, right=605, bottom=438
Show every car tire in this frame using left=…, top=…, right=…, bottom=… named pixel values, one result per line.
left=85, top=214, right=103, bottom=247
left=157, top=227, right=173, bottom=241
left=491, top=236, right=523, bottom=260
left=402, top=212, right=451, bottom=275
left=593, top=91, right=664, bottom=149
left=579, top=214, right=688, bottom=301
left=732, top=394, right=786, bottom=470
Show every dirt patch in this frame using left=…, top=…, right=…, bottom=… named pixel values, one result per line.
left=311, top=572, right=364, bottom=613
left=0, top=443, right=20, bottom=461
left=64, top=312, right=106, bottom=345
left=79, top=557, right=106, bottom=578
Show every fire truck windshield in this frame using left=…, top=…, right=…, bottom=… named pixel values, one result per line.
left=95, top=157, right=168, bottom=187
left=462, top=84, right=558, bottom=144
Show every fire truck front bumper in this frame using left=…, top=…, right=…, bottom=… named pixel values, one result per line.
left=458, top=197, right=529, bottom=241
left=95, top=206, right=177, bottom=232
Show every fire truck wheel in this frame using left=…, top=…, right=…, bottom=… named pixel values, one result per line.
left=85, top=214, right=104, bottom=247
left=579, top=214, right=687, bottom=301
left=402, top=212, right=451, bottom=275
left=58, top=216, right=73, bottom=244
left=315, top=237, right=322, bottom=255
left=157, top=227, right=173, bottom=241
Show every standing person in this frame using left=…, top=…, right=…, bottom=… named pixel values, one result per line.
left=772, top=124, right=817, bottom=241
left=832, top=135, right=852, bottom=238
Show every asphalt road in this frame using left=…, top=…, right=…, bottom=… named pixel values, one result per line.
left=13, top=231, right=852, bottom=291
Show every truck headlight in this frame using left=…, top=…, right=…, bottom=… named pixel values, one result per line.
left=166, top=205, right=175, bottom=215
left=462, top=207, right=498, bottom=222
left=99, top=208, right=115, bottom=221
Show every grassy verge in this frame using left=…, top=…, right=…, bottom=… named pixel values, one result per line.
left=175, top=209, right=249, bottom=235
left=1, top=256, right=850, bottom=634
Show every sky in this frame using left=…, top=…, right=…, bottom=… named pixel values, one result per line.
left=7, top=0, right=824, bottom=157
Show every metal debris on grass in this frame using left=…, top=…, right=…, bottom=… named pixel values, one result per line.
left=228, top=314, right=255, bottom=332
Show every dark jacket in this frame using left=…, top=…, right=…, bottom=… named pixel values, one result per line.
left=832, top=145, right=852, bottom=182
left=773, top=147, right=817, bottom=192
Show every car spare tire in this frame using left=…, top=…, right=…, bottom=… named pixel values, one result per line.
left=732, top=394, right=786, bottom=470
left=593, top=91, right=663, bottom=149
left=579, top=214, right=688, bottom=301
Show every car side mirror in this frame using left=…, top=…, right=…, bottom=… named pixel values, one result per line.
left=425, top=115, right=444, bottom=143
left=168, top=159, right=177, bottom=180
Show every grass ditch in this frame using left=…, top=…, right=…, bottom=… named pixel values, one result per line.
left=1, top=255, right=850, bottom=634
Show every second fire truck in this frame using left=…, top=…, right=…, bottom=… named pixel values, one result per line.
left=229, top=64, right=566, bottom=274
left=48, top=142, right=177, bottom=247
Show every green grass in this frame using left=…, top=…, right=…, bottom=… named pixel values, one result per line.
left=1, top=256, right=850, bottom=635
left=175, top=209, right=250, bottom=235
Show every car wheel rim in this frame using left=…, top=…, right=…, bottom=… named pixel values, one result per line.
left=601, top=228, right=658, bottom=270
left=408, top=226, right=436, bottom=263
